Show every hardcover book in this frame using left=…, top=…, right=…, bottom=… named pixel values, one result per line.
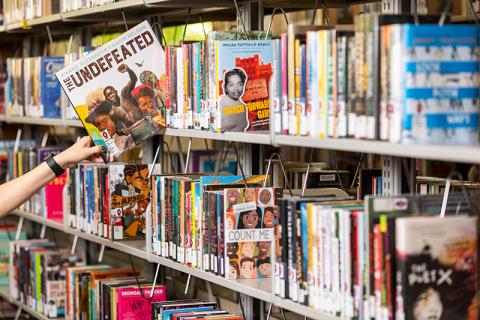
left=56, top=20, right=167, bottom=161
left=214, top=40, right=273, bottom=132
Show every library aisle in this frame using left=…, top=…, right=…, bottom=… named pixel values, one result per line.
left=0, top=0, right=479, bottom=320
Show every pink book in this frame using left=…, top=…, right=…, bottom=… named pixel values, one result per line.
left=116, top=285, right=167, bottom=320
left=38, top=147, right=65, bottom=221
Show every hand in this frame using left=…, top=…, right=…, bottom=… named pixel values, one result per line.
left=54, top=136, right=104, bottom=169
left=117, top=63, right=128, bottom=73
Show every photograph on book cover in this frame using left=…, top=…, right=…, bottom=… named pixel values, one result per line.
left=216, top=40, right=273, bottom=132
left=56, top=21, right=166, bottom=161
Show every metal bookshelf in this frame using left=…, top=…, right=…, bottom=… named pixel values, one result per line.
left=272, top=134, right=480, bottom=164
left=0, top=286, right=64, bottom=320
left=165, top=128, right=271, bottom=145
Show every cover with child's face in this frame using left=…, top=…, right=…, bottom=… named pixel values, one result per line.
left=56, top=21, right=166, bottom=162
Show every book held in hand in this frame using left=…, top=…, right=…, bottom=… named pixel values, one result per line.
left=56, top=20, right=167, bottom=161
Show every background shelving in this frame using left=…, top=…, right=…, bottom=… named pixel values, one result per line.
left=0, top=286, right=64, bottom=320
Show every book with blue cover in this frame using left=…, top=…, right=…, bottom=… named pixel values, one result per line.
left=388, top=24, right=480, bottom=144
left=40, top=57, right=64, bottom=119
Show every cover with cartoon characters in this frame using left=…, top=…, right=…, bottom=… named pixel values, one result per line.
left=109, top=164, right=154, bottom=240
left=56, top=21, right=167, bottom=162
left=396, top=216, right=477, bottom=320
left=223, top=187, right=279, bottom=279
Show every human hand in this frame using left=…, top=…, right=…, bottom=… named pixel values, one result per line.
left=54, top=136, right=104, bottom=169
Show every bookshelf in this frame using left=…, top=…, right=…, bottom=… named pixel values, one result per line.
left=1, top=1, right=478, bottom=320
left=0, top=286, right=64, bottom=320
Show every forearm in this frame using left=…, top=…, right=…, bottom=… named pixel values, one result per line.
left=0, top=161, right=55, bottom=217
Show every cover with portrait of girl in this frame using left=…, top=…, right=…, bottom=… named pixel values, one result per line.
left=223, top=187, right=281, bottom=280
left=56, top=21, right=167, bottom=162
left=396, top=216, right=477, bottom=320
left=214, top=40, right=273, bottom=132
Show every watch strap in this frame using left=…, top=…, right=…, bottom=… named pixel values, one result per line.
left=45, top=154, right=65, bottom=177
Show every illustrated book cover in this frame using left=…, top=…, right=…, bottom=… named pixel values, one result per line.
left=56, top=20, right=167, bottom=161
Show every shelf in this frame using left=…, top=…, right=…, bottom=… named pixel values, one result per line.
left=272, top=134, right=480, bottom=164
left=272, top=296, right=347, bottom=320
left=165, top=128, right=271, bottom=145
left=147, top=253, right=273, bottom=303
left=4, top=116, right=84, bottom=128
left=12, top=210, right=146, bottom=260
left=0, top=286, right=64, bottom=320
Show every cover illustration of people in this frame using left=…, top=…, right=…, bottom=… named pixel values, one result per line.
left=56, top=21, right=166, bottom=161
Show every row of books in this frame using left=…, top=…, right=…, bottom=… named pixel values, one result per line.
left=6, top=57, right=64, bottom=118
left=61, top=46, right=95, bottom=120
left=61, top=0, right=115, bottom=13
left=65, top=265, right=166, bottom=320
left=0, top=141, right=67, bottom=221
left=273, top=18, right=480, bottom=145
left=64, top=163, right=159, bottom=240
left=151, top=300, right=243, bottom=320
left=2, top=0, right=60, bottom=25
left=273, top=193, right=478, bottom=320
left=9, top=238, right=86, bottom=318
left=150, top=175, right=279, bottom=279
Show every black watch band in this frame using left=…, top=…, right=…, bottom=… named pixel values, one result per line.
left=45, top=154, right=65, bottom=177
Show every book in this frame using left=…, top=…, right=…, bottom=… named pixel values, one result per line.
left=224, top=187, right=280, bottom=279
left=56, top=20, right=167, bottom=161
left=395, top=216, right=478, bottom=320
left=109, top=163, right=157, bottom=240
left=115, top=285, right=167, bottom=320
left=214, top=40, right=273, bottom=132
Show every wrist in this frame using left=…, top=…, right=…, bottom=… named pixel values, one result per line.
left=53, top=152, right=70, bottom=170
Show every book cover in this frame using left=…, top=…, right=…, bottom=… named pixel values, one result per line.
left=393, top=24, right=480, bottom=144
left=224, top=187, right=278, bottom=279
left=396, top=216, right=478, bottom=320
left=115, top=285, right=167, bottom=320
left=40, top=57, right=64, bottom=119
left=109, top=163, right=157, bottom=240
left=215, top=40, right=273, bottom=132
left=56, top=20, right=167, bottom=161
left=37, top=147, right=66, bottom=221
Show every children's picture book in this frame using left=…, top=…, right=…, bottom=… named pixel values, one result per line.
left=396, top=215, right=478, bottom=320
left=223, top=187, right=279, bottom=279
left=214, top=40, right=273, bottom=132
left=56, top=20, right=167, bottom=161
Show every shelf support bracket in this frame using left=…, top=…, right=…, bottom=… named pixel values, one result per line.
left=98, top=244, right=105, bottom=263
left=14, top=306, right=22, bottom=320
left=15, top=217, right=24, bottom=241
left=204, top=280, right=215, bottom=302
left=71, top=235, right=78, bottom=254
left=40, top=224, right=46, bottom=239
left=149, top=263, right=161, bottom=298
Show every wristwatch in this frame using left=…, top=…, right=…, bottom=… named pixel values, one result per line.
left=45, top=154, right=65, bottom=177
